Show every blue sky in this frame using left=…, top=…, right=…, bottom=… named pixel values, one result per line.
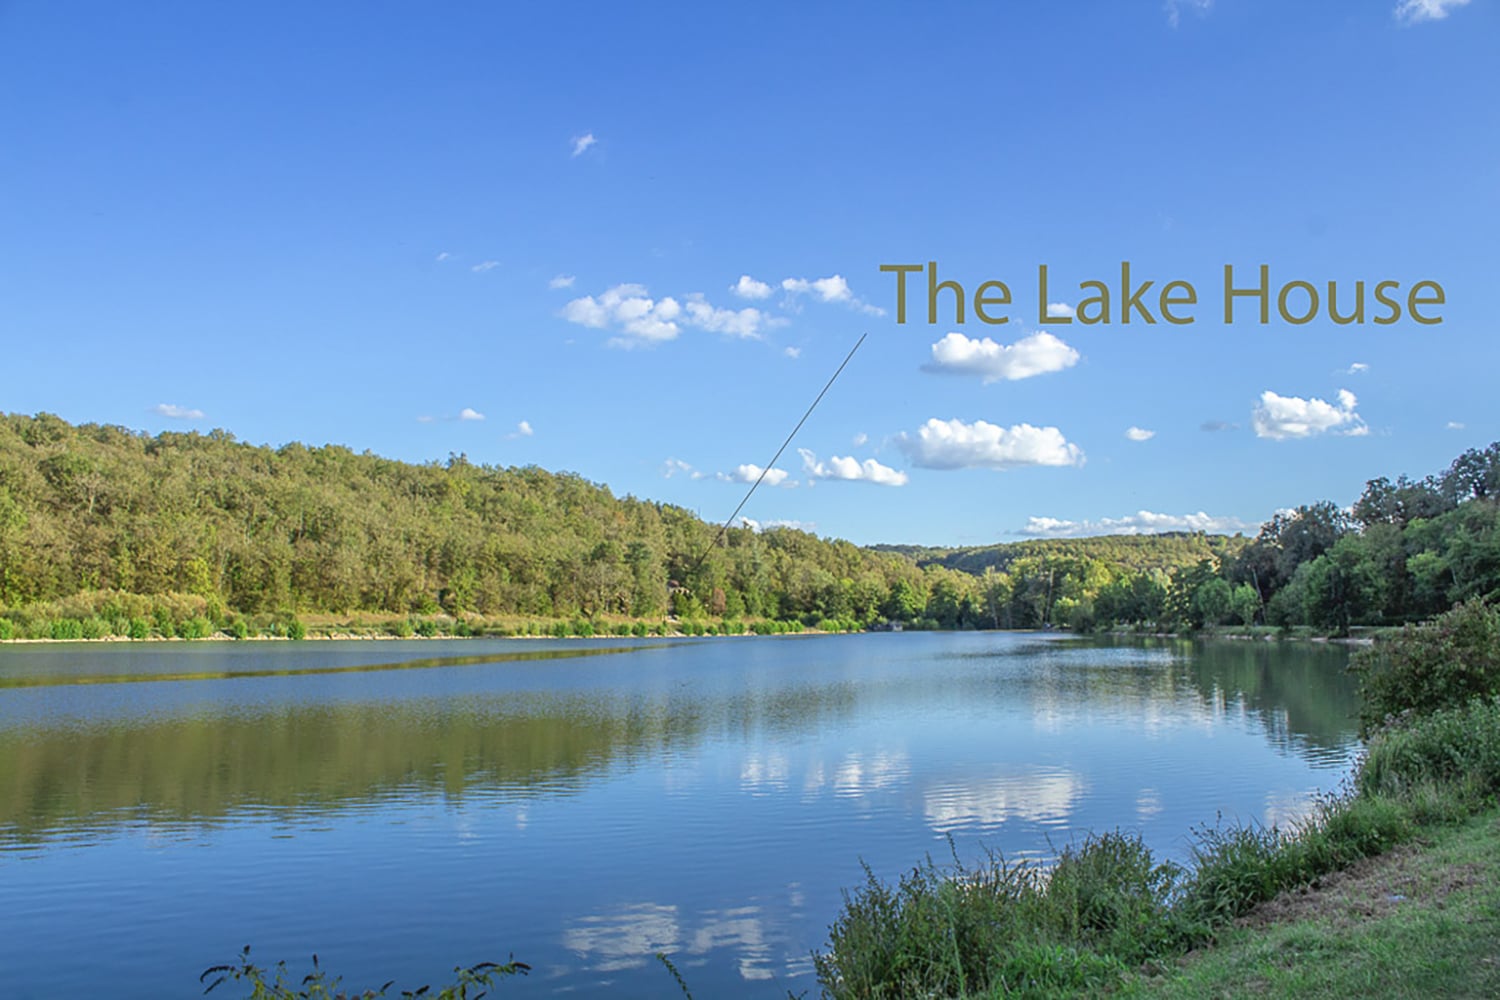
left=2, top=1, right=1495, bottom=546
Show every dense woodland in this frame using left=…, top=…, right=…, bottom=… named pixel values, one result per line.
left=923, top=441, right=1500, bottom=635
left=0, top=412, right=1495, bottom=638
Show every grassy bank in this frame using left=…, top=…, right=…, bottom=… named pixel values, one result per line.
left=1121, top=803, right=1500, bottom=998
left=809, top=600, right=1500, bottom=999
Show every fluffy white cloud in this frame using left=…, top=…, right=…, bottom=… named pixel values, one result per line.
left=662, top=457, right=705, bottom=480
left=798, top=448, right=908, bottom=486
left=562, top=284, right=683, bottom=345
left=717, top=463, right=792, bottom=487
left=571, top=133, right=597, bottom=157
left=560, top=296, right=609, bottom=328
left=471, top=260, right=499, bottom=273
left=1343, top=361, right=1369, bottom=375
left=1125, top=426, right=1156, bottom=442
left=852, top=432, right=868, bottom=447
left=682, top=295, right=768, bottom=339
left=731, top=275, right=773, bottom=300
left=781, top=274, right=885, bottom=316
left=1447, top=421, right=1466, bottom=431
left=783, top=346, right=801, bottom=359
left=548, top=274, right=576, bottom=290
left=1395, top=0, right=1470, bottom=23
left=434, top=252, right=452, bottom=262
left=1020, top=510, right=1250, bottom=538
left=153, top=403, right=204, bottom=420
left=924, top=331, right=1079, bottom=383
left=505, top=420, right=533, bottom=439
left=1252, top=389, right=1366, bottom=440
left=458, top=407, right=485, bottom=422
left=895, top=418, right=1083, bottom=470
left=1046, top=302, right=1075, bottom=318
left=782, top=275, right=850, bottom=302
left=562, top=284, right=772, bottom=346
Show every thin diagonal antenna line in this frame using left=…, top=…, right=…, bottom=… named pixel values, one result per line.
left=689, top=332, right=867, bottom=576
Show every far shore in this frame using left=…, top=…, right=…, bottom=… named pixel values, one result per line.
left=0, top=625, right=1381, bottom=646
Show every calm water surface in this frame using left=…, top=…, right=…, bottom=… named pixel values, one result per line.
left=0, top=633, right=1359, bottom=997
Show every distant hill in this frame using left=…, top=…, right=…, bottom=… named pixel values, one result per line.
left=871, top=532, right=1246, bottom=578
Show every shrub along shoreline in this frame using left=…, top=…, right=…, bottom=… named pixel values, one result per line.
left=807, top=599, right=1500, bottom=999
left=0, top=587, right=864, bottom=643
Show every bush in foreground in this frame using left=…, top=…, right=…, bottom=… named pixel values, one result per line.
left=813, top=833, right=1181, bottom=999
left=1350, top=598, right=1500, bottom=735
left=1358, top=696, right=1500, bottom=802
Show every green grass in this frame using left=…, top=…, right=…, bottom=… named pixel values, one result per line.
left=1121, top=805, right=1500, bottom=999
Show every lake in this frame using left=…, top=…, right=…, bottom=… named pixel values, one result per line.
left=0, top=632, right=1359, bottom=998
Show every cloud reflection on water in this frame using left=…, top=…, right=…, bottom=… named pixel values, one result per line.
left=923, top=768, right=1085, bottom=833
left=561, top=900, right=783, bottom=982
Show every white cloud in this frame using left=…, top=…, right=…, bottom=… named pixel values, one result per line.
left=895, top=418, right=1084, bottom=471
left=434, top=252, right=451, bottom=263
left=571, top=133, right=597, bottom=157
left=782, top=275, right=850, bottom=302
left=852, top=432, right=868, bottom=447
left=923, top=331, right=1080, bottom=383
left=1252, top=389, right=1366, bottom=440
left=1395, top=0, right=1470, bottom=23
left=731, top=275, right=773, bottom=300
left=781, top=274, right=885, bottom=316
left=505, top=420, right=533, bottom=440
left=560, top=294, right=610, bottom=328
left=1447, top=421, right=1466, bottom=431
left=471, top=260, right=499, bottom=273
left=682, top=295, right=768, bottom=339
left=1342, top=362, right=1369, bottom=375
left=416, top=415, right=436, bottom=424
left=458, top=407, right=485, bottom=422
left=717, top=463, right=792, bottom=488
left=153, top=403, right=204, bottom=420
left=783, top=346, right=801, bottom=359
left=1125, top=426, right=1156, bottom=442
left=1165, top=0, right=1212, bottom=28
left=562, top=283, right=683, bottom=345
left=798, top=448, right=908, bottom=486
left=563, top=283, right=772, bottom=346
left=736, top=517, right=816, bottom=533
left=548, top=274, right=576, bottom=290
left=662, top=458, right=705, bottom=480
left=1020, top=510, right=1250, bottom=538
left=1046, top=302, right=1075, bottom=318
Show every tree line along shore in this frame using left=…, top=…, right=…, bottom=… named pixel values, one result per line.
left=0, top=411, right=1496, bottom=642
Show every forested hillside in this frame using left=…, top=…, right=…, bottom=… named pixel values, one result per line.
left=0, top=413, right=927, bottom=629
left=0, top=412, right=1494, bottom=639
